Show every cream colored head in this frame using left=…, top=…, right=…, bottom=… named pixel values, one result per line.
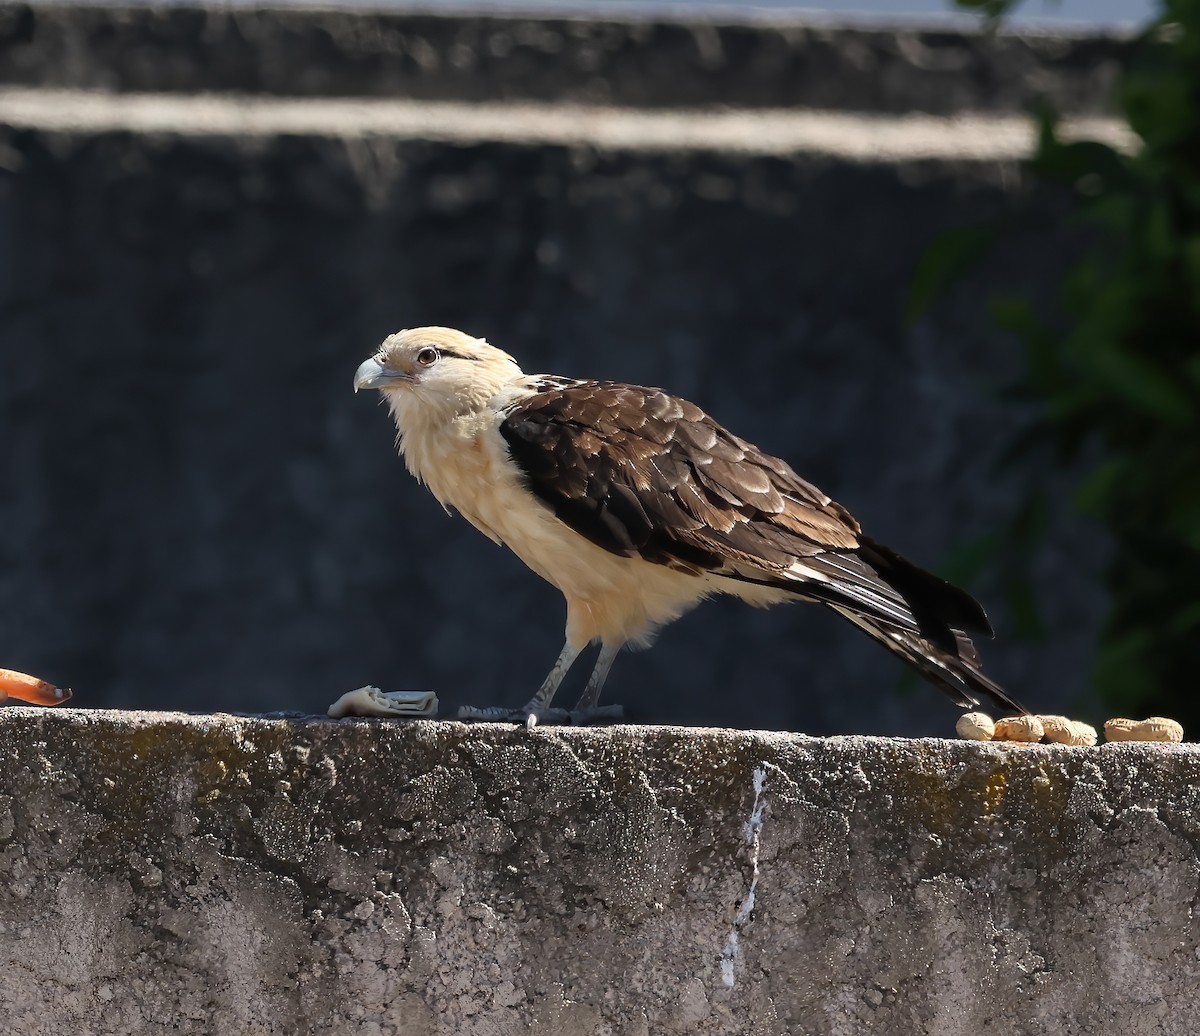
left=354, top=326, right=524, bottom=429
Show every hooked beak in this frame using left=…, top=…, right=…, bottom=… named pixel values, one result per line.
left=353, top=357, right=411, bottom=392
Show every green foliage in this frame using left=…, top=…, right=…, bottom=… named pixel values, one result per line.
left=907, top=226, right=1000, bottom=325
left=938, top=1, right=1200, bottom=728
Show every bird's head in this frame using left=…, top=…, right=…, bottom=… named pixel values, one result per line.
left=354, top=326, right=524, bottom=428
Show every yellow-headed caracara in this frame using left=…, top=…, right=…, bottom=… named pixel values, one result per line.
left=354, top=327, right=1023, bottom=725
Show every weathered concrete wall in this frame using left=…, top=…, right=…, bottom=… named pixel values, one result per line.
left=1, top=709, right=1197, bottom=1035
left=0, top=5, right=1114, bottom=732
left=0, top=3, right=1127, bottom=113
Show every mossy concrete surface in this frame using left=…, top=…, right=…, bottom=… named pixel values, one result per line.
left=1, top=708, right=1198, bottom=1035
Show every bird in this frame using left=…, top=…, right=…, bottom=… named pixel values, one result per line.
left=354, top=326, right=1023, bottom=726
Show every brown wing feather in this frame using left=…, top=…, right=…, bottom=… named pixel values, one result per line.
left=499, top=381, right=864, bottom=566
left=498, top=380, right=1021, bottom=712
left=498, top=381, right=993, bottom=648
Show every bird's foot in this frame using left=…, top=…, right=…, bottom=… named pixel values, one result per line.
left=457, top=704, right=531, bottom=723
left=566, top=704, right=625, bottom=725
left=456, top=704, right=625, bottom=727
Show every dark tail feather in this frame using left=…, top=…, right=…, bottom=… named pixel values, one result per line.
left=855, top=536, right=994, bottom=651
left=832, top=606, right=1026, bottom=715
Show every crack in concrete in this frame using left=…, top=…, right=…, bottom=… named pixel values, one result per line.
left=719, top=766, right=766, bottom=988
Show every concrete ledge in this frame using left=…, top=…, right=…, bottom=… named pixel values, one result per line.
left=1, top=709, right=1197, bottom=1034
left=0, top=87, right=1136, bottom=160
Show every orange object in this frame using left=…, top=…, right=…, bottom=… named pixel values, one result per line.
left=0, top=668, right=71, bottom=706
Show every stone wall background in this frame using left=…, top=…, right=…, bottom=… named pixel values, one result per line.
left=0, top=5, right=1117, bottom=733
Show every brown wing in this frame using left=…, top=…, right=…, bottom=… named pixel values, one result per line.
left=498, top=381, right=990, bottom=643
left=498, top=380, right=1025, bottom=714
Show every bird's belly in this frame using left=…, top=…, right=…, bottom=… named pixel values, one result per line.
left=417, top=432, right=712, bottom=645
left=458, top=470, right=711, bottom=645
left=424, top=445, right=586, bottom=588
left=465, top=476, right=624, bottom=594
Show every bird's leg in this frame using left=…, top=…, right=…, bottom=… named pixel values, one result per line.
left=457, top=639, right=582, bottom=725
left=569, top=641, right=624, bottom=723
left=517, top=639, right=583, bottom=723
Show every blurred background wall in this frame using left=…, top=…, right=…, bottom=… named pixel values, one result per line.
left=0, top=3, right=1126, bottom=733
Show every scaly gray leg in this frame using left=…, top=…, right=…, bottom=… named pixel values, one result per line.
left=569, top=641, right=624, bottom=723
left=457, top=639, right=582, bottom=725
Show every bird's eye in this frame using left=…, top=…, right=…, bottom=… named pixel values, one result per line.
left=416, top=347, right=440, bottom=367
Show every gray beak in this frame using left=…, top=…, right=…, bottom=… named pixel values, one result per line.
left=353, top=357, right=409, bottom=392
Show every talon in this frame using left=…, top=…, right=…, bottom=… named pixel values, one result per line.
left=457, top=705, right=522, bottom=722
left=567, top=704, right=626, bottom=725
left=458, top=705, right=578, bottom=725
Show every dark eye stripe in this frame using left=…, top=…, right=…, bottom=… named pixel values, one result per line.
left=433, top=348, right=480, bottom=362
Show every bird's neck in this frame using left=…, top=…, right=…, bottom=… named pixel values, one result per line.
left=385, top=384, right=517, bottom=502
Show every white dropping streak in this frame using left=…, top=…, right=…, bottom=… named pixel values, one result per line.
left=720, top=767, right=766, bottom=987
